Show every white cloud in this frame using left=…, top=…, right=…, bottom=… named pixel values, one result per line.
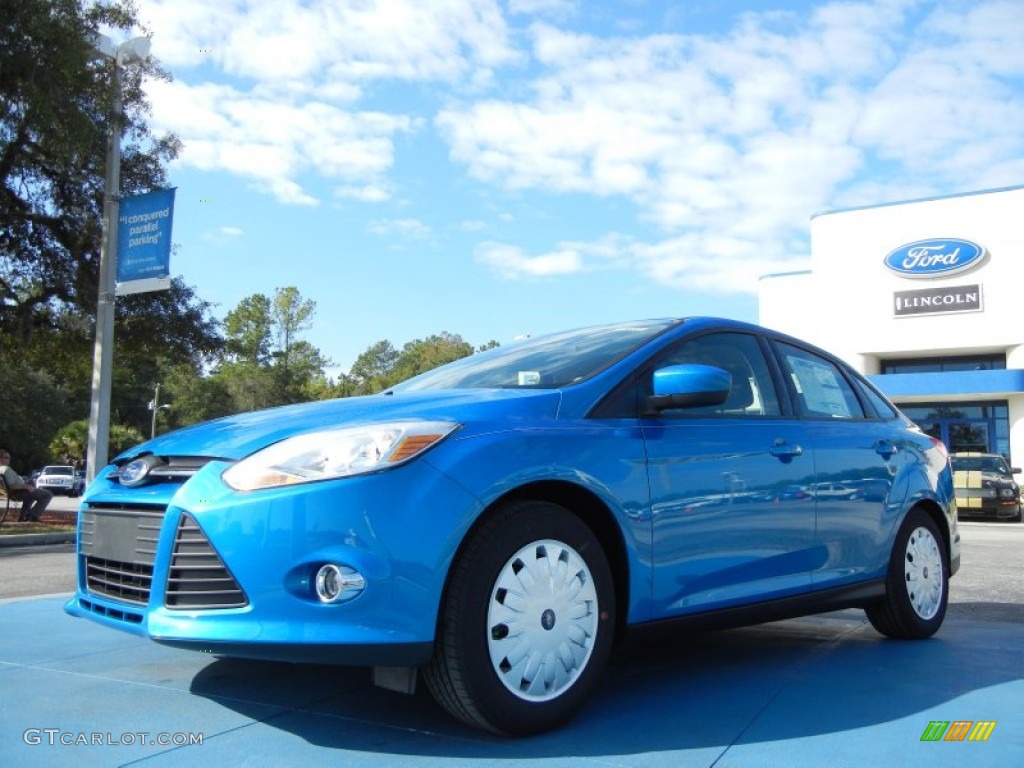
left=441, top=0, right=1024, bottom=293
left=146, top=79, right=412, bottom=205
left=367, top=218, right=431, bottom=238
left=476, top=242, right=586, bottom=279
left=139, top=0, right=519, bottom=87
left=134, top=0, right=1024, bottom=296
left=508, top=0, right=579, bottom=19
left=476, top=233, right=631, bottom=280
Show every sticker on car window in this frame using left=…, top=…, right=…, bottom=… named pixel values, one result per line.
left=517, top=371, right=541, bottom=386
left=787, top=356, right=852, bottom=417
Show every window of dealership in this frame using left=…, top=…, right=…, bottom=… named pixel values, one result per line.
left=759, top=184, right=1024, bottom=463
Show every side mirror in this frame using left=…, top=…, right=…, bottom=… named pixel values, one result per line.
left=1012, top=467, right=1021, bottom=474
left=647, top=364, right=731, bottom=412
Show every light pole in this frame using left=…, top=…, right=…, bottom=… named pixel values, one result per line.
left=85, top=33, right=151, bottom=484
left=149, top=383, right=171, bottom=439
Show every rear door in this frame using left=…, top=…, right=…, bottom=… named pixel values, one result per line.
left=771, top=341, right=905, bottom=585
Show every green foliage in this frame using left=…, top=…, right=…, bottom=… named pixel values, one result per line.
left=224, top=293, right=273, bottom=365
left=49, top=418, right=88, bottom=464
left=347, top=332, right=484, bottom=395
left=1, top=0, right=181, bottom=342
left=49, top=418, right=143, bottom=464
left=350, top=340, right=399, bottom=395
left=1, top=4, right=501, bottom=463
left=0, top=362, right=77, bottom=470
left=1, top=0, right=216, bottom=460
left=391, top=332, right=474, bottom=383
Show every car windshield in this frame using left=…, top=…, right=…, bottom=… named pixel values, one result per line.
left=44, top=467, right=74, bottom=476
left=951, top=456, right=1010, bottom=475
left=393, top=319, right=679, bottom=391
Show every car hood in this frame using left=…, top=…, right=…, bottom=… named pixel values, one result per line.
left=113, top=389, right=562, bottom=464
left=954, top=470, right=1015, bottom=486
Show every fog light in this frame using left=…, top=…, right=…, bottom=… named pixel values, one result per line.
left=314, top=564, right=365, bottom=604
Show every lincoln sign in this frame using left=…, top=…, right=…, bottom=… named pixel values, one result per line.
left=894, top=284, right=982, bottom=317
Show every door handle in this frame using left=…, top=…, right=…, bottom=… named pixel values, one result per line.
left=770, top=440, right=804, bottom=460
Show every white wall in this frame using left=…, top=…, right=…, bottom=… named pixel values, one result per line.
left=760, top=185, right=1024, bottom=461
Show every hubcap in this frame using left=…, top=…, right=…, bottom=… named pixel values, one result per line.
left=487, top=539, right=599, bottom=702
left=904, top=526, right=944, bottom=620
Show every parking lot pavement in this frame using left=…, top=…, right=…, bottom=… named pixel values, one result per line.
left=0, top=592, right=1020, bottom=768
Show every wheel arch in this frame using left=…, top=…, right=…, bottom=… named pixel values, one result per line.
left=436, top=479, right=630, bottom=645
left=908, top=498, right=954, bottom=569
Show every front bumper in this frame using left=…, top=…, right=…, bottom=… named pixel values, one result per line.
left=955, top=494, right=1020, bottom=520
left=65, top=457, right=482, bottom=667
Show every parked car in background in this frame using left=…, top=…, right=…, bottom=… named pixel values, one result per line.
left=66, top=317, right=958, bottom=734
left=36, top=465, right=85, bottom=497
left=950, top=452, right=1022, bottom=522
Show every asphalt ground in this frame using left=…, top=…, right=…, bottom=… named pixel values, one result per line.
left=1, top=517, right=1021, bottom=767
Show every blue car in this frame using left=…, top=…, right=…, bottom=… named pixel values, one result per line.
left=67, top=317, right=959, bottom=734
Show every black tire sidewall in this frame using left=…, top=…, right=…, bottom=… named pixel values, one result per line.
left=888, top=510, right=949, bottom=637
left=449, top=501, right=615, bottom=734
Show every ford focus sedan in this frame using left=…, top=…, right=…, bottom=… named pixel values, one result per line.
left=66, top=317, right=958, bottom=734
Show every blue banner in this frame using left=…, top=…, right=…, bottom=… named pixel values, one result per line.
left=116, top=188, right=175, bottom=294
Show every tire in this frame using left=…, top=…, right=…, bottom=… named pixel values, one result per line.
left=424, top=500, right=615, bottom=735
left=866, top=508, right=948, bottom=639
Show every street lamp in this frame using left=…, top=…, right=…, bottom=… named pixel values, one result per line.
left=85, top=33, right=151, bottom=484
left=148, top=383, right=171, bottom=439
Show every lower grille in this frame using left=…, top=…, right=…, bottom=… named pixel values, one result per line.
left=81, top=505, right=165, bottom=605
left=165, top=514, right=248, bottom=609
left=85, top=557, right=153, bottom=605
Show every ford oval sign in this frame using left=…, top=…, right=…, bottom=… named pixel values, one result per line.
left=884, top=238, right=985, bottom=279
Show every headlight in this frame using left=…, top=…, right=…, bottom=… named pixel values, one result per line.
left=999, top=487, right=1017, bottom=499
left=222, top=421, right=459, bottom=491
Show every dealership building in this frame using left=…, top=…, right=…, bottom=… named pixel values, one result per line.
left=760, top=184, right=1024, bottom=463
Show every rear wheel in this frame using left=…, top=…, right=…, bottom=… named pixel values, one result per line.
left=866, top=508, right=948, bottom=639
left=424, top=500, right=615, bottom=734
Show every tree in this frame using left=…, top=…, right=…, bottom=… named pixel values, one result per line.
left=224, top=293, right=272, bottom=365
left=350, top=340, right=399, bottom=394
left=272, top=286, right=315, bottom=372
left=214, top=287, right=329, bottom=411
left=0, top=362, right=77, bottom=470
left=391, top=332, right=474, bottom=383
left=50, top=419, right=144, bottom=465
left=1, top=1, right=220, bottom=459
left=1, top=0, right=182, bottom=344
left=347, top=332, right=486, bottom=395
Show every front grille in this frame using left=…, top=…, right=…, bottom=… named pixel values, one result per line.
left=81, top=505, right=166, bottom=605
left=112, top=455, right=218, bottom=487
left=165, top=514, right=248, bottom=610
left=85, top=557, right=153, bottom=605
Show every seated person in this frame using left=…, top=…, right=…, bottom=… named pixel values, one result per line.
left=0, top=448, right=53, bottom=522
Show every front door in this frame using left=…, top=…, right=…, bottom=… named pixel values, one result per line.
left=641, top=331, right=818, bottom=618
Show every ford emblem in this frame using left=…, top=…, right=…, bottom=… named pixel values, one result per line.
left=120, top=456, right=163, bottom=487
left=883, top=238, right=985, bottom=279
left=120, top=459, right=150, bottom=487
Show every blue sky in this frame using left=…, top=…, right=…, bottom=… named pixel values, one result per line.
left=125, top=0, right=1023, bottom=375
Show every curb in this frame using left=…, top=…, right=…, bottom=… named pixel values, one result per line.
left=0, top=532, right=76, bottom=548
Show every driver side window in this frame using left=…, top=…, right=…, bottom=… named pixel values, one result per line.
left=645, top=332, right=781, bottom=418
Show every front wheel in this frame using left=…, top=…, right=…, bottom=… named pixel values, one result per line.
left=866, top=508, right=948, bottom=639
left=424, top=500, right=615, bottom=734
